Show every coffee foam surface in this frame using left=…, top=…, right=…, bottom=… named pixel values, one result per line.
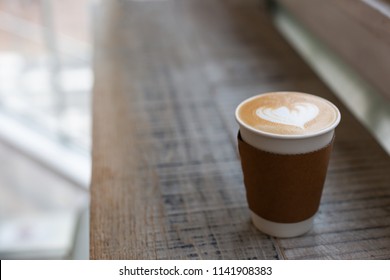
left=238, top=92, right=339, bottom=136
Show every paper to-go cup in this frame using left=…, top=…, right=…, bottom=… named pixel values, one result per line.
left=235, top=92, right=341, bottom=238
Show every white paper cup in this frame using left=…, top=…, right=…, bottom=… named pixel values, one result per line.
left=235, top=92, right=341, bottom=238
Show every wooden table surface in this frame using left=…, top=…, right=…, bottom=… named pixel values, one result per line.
left=90, top=0, right=390, bottom=259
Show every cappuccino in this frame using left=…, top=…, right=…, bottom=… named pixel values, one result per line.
left=235, top=92, right=341, bottom=237
left=237, top=92, right=339, bottom=136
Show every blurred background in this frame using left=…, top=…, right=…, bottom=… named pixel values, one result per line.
left=0, top=0, right=91, bottom=259
left=0, top=0, right=389, bottom=260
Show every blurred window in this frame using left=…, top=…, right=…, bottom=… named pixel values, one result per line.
left=0, top=0, right=92, bottom=260
left=0, top=0, right=92, bottom=153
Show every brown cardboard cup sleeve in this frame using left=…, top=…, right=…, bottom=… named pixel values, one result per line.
left=238, top=132, right=334, bottom=223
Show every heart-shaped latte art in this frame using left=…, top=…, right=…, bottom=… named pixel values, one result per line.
left=256, top=102, right=319, bottom=129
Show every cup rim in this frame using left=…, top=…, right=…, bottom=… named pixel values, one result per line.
left=235, top=91, right=341, bottom=139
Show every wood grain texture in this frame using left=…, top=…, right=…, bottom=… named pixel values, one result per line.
left=90, top=0, right=390, bottom=259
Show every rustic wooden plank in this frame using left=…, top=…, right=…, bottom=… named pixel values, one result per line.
left=91, top=0, right=390, bottom=259
left=90, top=0, right=281, bottom=260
